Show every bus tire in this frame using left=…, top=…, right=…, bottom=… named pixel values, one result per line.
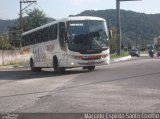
left=53, top=57, right=65, bottom=74
left=35, top=68, right=42, bottom=72
left=87, top=66, right=95, bottom=71
left=30, top=59, right=41, bottom=72
left=30, top=59, right=35, bottom=71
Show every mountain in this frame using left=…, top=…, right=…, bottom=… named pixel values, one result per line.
left=76, top=9, right=160, bottom=46
left=0, top=19, right=16, bottom=34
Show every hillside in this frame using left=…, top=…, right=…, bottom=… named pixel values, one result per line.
left=0, top=19, right=16, bottom=34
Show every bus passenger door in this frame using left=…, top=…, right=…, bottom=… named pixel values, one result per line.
left=59, top=22, right=68, bottom=67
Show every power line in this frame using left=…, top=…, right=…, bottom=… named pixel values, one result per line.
left=35, top=3, right=53, bottom=18
left=19, top=0, right=37, bottom=30
left=19, top=0, right=37, bottom=48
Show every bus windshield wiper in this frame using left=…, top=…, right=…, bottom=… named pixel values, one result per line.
left=92, top=38, right=103, bottom=50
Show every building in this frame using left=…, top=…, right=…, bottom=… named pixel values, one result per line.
left=7, top=27, right=20, bottom=48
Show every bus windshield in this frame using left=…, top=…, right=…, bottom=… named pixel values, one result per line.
left=67, top=20, right=109, bottom=54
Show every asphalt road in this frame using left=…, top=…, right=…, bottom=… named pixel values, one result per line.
left=0, top=56, right=160, bottom=113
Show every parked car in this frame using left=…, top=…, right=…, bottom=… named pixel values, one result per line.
left=129, top=49, right=140, bottom=57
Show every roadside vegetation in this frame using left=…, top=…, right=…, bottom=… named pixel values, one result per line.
left=0, top=37, right=13, bottom=49
left=111, top=52, right=129, bottom=59
left=21, top=8, right=48, bottom=32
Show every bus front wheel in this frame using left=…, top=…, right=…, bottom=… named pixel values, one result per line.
left=54, top=58, right=65, bottom=74
left=30, top=59, right=41, bottom=72
left=83, top=66, right=95, bottom=71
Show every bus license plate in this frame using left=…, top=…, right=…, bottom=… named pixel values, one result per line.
left=87, top=61, right=95, bottom=65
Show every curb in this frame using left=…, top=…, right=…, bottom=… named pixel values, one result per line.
left=111, top=55, right=132, bottom=63
left=0, top=55, right=132, bottom=69
left=0, top=65, right=23, bottom=69
left=140, top=54, right=148, bottom=56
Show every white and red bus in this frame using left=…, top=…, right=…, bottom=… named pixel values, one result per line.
left=21, top=16, right=110, bottom=73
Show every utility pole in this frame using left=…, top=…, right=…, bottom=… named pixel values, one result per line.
left=19, top=0, right=36, bottom=47
left=135, top=18, right=137, bottom=48
left=116, top=0, right=141, bottom=55
left=19, top=0, right=37, bottom=32
left=116, top=0, right=121, bottom=55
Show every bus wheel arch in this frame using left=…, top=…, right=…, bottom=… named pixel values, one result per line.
left=30, top=58, right=35, bottom=71
left=53, top=56, right=65, bottom=74
left=83, top=66, right=95, bottom=71
left=30, top=58, right=41, bottom=72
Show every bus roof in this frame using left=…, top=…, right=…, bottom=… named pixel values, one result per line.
left=22, top=16, right=106, bottom=36
left=61, top=16, right=105, bottom=22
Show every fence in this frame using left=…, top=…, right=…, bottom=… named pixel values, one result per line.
left=0, top=50, right=20, bottom=65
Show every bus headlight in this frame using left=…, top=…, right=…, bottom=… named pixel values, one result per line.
left=101, top=54, right=108, bottom=58
left=69, top=55, right=81, bottom=60
left=71, top=62, right=74, bottom=65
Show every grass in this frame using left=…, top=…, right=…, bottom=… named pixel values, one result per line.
left=111, top=52, right=129, bottom=59
left=0, top=62, right=22, bottom=68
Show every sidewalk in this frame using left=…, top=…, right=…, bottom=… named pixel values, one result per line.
left=140, top=53, right=149, bottom=56
left=0, top=65, right=23, bottom=69
left=0, top=55, right=133, bottom=69
left=110, top=55, right=132, bottom=63
left=0, top=54, right=138, bottom=69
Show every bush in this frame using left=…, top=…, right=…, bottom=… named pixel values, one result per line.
left=0, top=37, right=13, bottom=49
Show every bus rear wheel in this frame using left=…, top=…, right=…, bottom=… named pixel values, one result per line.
left=30, top=59, right=41, bottom=72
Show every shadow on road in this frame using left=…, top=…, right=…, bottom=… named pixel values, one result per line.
left=0, top=68, right=88, bottom=80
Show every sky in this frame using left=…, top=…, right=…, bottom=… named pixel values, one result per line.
left=0, top=0, right=160, bottom=20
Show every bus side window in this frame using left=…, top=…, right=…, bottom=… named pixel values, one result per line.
left=47, top=27, right=50, bottom=41
left=50, top=26, right=54, bottom=40
left=31, top=33, right=35, bottom=45
left=59, top=22, right=67, bottom=51
left=40, top=30, right=43, bottom=43
left=35, top=31, right=37, bottom=43
left=50, top=24, right=58, bottom=40
left=37, top=30, right=42, bottom=43
left=29, top=34, right=32, bottom=45
left=25, top=34, right=30, bottom=46
left=54, top=24, right=58, bottom=40
left=42, top=29, right=45, bottom=42
left=43, top=27, right=50, bottom=42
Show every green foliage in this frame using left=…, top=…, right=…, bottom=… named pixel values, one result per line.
left=22, top=8, right=47, bottom=31
left=111, top=52, right=129, bottom=59
left=0, top=37, right=13, bottom=49
left=155, top=44, right=160, bottom=51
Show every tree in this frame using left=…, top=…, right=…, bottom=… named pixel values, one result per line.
left=0, top=37, right=13, bottom=49
left=155, top=44, right=160, bottom=51
left=22, top=8, right=47, bottom=31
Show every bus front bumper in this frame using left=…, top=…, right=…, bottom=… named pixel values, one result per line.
left=68, top=58, right=110, bottom=68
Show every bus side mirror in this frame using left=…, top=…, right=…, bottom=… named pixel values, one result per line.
left=109, top=30, right=112, bottom=38
left=61, top=26, right=69, bottom=43
left=63, top=31, right=68, bottom=42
